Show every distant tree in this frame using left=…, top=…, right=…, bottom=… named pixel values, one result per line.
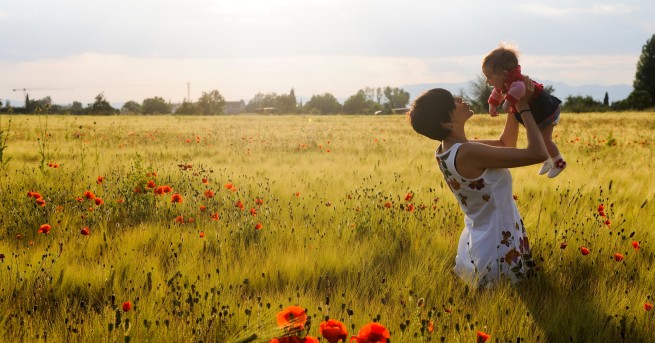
left=382, top=87, right=410, bottom=113
left=197, top=90, right=226, bottom=115
left=121, top=100, right=142, bottom=114
left=562, top=95, right=605, bottom=113
left=343, top=90, right=381, bottom=114
left=543, top=84, right=555, bottom=95
left=304, top=93, right=341, bottom=114
left=633, top=33, right=655, bottom=107
left=603, top=92, right=609, bottom=106
left=466, top=74, right=492, bottom=114
left=612, top=90, right=653, bottom=111
left=142, top=97, right=171, bottom=114
left=246, top=93, right=277, bottom=112
left=89, top=93, right=116, bottom=115
left=70, top=101, right=84, bottom=114
left=175, top=101, right=197, bottom=115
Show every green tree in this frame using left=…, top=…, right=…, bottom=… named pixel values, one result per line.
left=304, top=93, right=341, bottom=114
left=70, top=101, right=84, bottom=114
left=276, top=88, right=298, bottom=113
left=382, top=87, right=410, bottom=113
left=633, top=33, right=655, bottom=107
left=175, top=101, right=198, bottom=115
left=121, top=101, right=142, bottom=114
left=142, top=97, right=171, bottom=114
left=197, top=90, right=226, bottom=115
left=562, top=95, right=605, bottom=113
left=466, top=74, right=493, bottom=114
left=343, top=89, right=380, bottom=114
left=89, top=93, right=116, bottom=115
left=603, top=92, right=609, bottom=106
left=612, top=90, right=653, bottom=111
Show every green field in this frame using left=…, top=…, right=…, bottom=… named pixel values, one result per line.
left=0, top=113, right=654, bottom=342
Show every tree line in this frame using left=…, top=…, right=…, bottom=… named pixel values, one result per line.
left=2, top=34, right=654, bottom=115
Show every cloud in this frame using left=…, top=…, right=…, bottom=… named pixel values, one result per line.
left=518, top=3, right=638, bottom=16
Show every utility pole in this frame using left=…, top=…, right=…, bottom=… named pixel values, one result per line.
left=187, top=82, right=191, bottom=102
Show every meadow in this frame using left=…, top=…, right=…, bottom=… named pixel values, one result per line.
left=0, top=112, right=653, bottom=343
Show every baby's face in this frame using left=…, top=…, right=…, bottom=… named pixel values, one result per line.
left=483, top=66, right=506, bottom=90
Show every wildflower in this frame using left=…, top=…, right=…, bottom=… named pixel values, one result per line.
left=645, top=303, right=654, bottom=311
left=154, top=186, right=165, bottom=195
left=204, top=189, right=215, bottom=198
left=202, top=177, right=209, bottom=184
left=163, top=185, right=172, bottom=193
left=249, top=207, right=257, bottom=216
left=117, top=198, right=125, bottom=203
left=80, top=227, right=90, bottom=235
left=477, top=331, right=491, bottom=343
left=632, top=241, right=639, bottom=250
left=404, top=192, right=413, bottom=201
left=16, top=234, right=22, bottom=240
left=513, top=194, right=519, bottom=200
left=199, top=231, right=205, bottom=238
left=560, top=242, right=568, bottom=249
left=255, top=223, right=263, bottom=230
left=224, top=183, right=234, bottom=190
left=255, top=197, right=264, bottom=205
left=613, top=253, right=624, bottom=262
left=94, top=198, right=104, bottom=206
left=406, top=204, right=415, bottom=212
left=580, top=246, right=590, bottom=255
left=75, top=197, right=84, bottom=202
left=122, top=301, right=132, bottom=312
left=38, top=224, right=51, bottom=234
left=350, top=322, right=391, bottom=343
left=235, top=200, right=245, bottom=210
left=28, top=191, right=42, bottom=199
left=211, top=213, right=220, bottom=221
left=295, top=192, right=300, bottom=197
left=147, top=180, right=156, bottom=188
left=384, top=202, right=392, bottom=208
left=187, top=217, right=195, bottom=223
left=319, top=319, right=348, bottom=343
left=275, top=306, right=307, bottom=333
left=175, top=216, right=184, bottom=224
left=428, top=321, right=434, bottom=333
left=171, top=193, right=183, bottom=203
left=35, top=198, right=46, bottom=207
left=83, top=190, right=95, bottom=199
left=199, top=205, right=207, bottom=212
left=605, top=219, right=611, bottom=226
left=96, top=176, right=104, bottom=184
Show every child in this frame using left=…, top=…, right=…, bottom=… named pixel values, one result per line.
left=483, top=45, right=566, bottom=178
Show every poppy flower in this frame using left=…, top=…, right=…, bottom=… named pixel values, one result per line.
left=122, top=301, right=132, bottom=312
left=38, top=224, right=51, bottom=234
left=513, top=194, right=518, bottom=200
left=80, top=227, right=90, bottom=235
left=211, top=213, right=220, bottom=221
left=28, top=191, right=42, bottom=199
left=406, top=204, right=415, bottom=212
left=76, top=196, right=84, bottom=202
left=560, top=242, right=568, bottom=249
left=384, top=202, right=392, bottom=208
left=235, top=200, right=245, bottom=210
left=199, top=231, right=205, bottom=238
left=275, top=306, right=307, bottom=333
left=94, top=198, right=104, bottom=206
left=224, top=183, right=234, bottom=190
left=295, top=192, right=300, bottom=197
left=604, top=219, right=611, bottom=226
left=154, top=186, right=165, bottom=195
left=83, top=190, right=95, bottom=199
left=200, top=205, right=207, bottom=212
left=255, top=223, right=263, bottom=230
left=249, top=207, right=257, bottom=216
left=147, top=180, right=156, bottom=188
left=202, top=177, right=209, bottom=184
left=428, top=321, right=434, bottom=333
left=204, top=189, right=215, bottom=198
left=96, top=176, right=104, bottom=184
left=163, top=185, right=172, bottom=193
left=319, top=319, right=348, bottom=343
left=645, top=303, right=654, bottom=311
left=171, top=193, right=183, bottom=203
left=117, top=198, right=125, bottom=203
left=350, top=322, right=390, bottom=343
left=613, top=253, right=624, bottom=262
left=580, top=246, right=590, bottom=255
left=175, top=216, right=184, bottom=224
left=632, top=241, right=639, bottom=250
left=476, top=331, right=491, bottom=343
left=255, top=197, right=264, bottom=205
left=35, top=198, right=46, bottom=207
left=404, top=192, right=413, bottom=201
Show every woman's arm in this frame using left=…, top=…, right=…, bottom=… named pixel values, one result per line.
left=471, top=113, right=519, bottom=147
left=458, top=77, right=548, bottom=176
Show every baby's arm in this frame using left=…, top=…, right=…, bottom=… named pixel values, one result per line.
left=488, top=88, right=502, bottom=116
left=502, top=80, right=526, bottom=110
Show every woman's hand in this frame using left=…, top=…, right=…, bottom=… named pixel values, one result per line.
left=517, top=76, right=535, bottom=109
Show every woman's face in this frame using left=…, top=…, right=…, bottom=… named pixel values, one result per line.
left=452, top=96, right=474, bottom=120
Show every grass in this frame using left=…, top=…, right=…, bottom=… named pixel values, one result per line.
left=0, top=112, right=653, bottom=342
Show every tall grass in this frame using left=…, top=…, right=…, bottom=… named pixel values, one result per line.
left=0, top=113, right=653, bottom=342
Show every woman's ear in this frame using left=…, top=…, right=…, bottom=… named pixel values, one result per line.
left=440, top=122, right=454, bottom=130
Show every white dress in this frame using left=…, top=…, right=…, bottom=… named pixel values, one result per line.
left=436, top=143, right=535, bottom=288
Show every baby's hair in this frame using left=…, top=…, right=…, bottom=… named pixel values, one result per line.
left=483, top=43, right=520, bottom=73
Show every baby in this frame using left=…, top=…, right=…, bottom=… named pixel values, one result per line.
left=483, top=45, right=566, bottom=178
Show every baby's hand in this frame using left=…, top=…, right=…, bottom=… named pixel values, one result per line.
left=489, top=105, right=498, bottom=117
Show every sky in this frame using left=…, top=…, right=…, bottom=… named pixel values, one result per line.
left=1, top=0, right=653, bottom=106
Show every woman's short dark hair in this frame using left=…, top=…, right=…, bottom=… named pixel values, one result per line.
left=408, top=88, right=454, bottom=141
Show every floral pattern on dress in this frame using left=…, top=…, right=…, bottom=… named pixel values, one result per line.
left=468, top=179, right=485, bottom=190
left=497, top=224, right=536, bottom=280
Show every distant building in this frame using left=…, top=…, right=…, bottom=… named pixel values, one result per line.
left=225, top=100, right=246, bottom=114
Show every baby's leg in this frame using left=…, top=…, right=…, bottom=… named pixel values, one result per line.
left=540, top=124, right=566, bottom=178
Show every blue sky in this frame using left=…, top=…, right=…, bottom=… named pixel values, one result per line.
left=1, top=0, right=653, bottom=105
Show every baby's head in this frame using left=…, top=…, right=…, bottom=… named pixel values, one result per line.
left=482, top=44, right=520, bottom=89
left=408, top=88, right=455, bottom=141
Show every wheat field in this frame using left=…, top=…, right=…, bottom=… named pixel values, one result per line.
left=0, top=112, right=653, bottom=343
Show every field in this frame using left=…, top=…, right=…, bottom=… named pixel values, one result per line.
left=0, top=112, right=654, bottom=343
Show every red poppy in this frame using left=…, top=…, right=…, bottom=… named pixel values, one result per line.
left=76, top=196, right=84, bottom=202
left=319, top=319, right=348, bottom=343
left=147, top=180, right=156, bottom=188
left=154, top=186, right=165, bottom=195
left=35, top=198, right=46, bottom=207
left=580, top=246, right=590, bottom=255
left=404, top=192, right=413, bottom=201
left=199, top=231, right=205, bottom=238
left=513, top=194, right=518, bottom=200
left=428, top=321, right=434, bottom=333
left=94, top=198, right=104, bottom=206
left=84, top=190, right=95, bottom=199
left=384, top=202, right=392, bottom=208
left=80, top=227, right=90, bottom=235
left=406, top=204, right=415, bottom=212
left=255, top=223, right=263, bottom=230
left=175, top=216, right=184, bottom=224
left=249, top=207, right=257, bottom=216
left=275, top=306, right=307, bottom=333
left=604, top=219, right=611, bottom=226
left=96, top=176, right=104, bottom=184
left=28, top=191, right=42, bottom=199
left=560, top=242, right=568, bottom=249
left=171, top=193, right=183, bottom=203
left=117, top=198, right=125, bottom=203
left=632, top=241, right=639, bottom=250
left=224, top=183, right=234, bottom=190
left=204, top=189, right=215, bottom=198
left=211, top=213, right=220, bottom=221
left=163, top=185, right=172, bottom=193
left=613, top=253, right=624, bottom=262
left=202, top=177, right=209, bottom=184
left=476, top=331, right=491, bottom=343
left=255, top=197, right=264, bottom=205
left=38, top=224, right=51, bottom=234
left=200, top=205, right=207, bottom=212
left=235, top=200, right=245, bottom=210
left=645, top=303, right=654, bottom=311
left=350, top=322, right=390, bottom=343
left=122, top=301, right=132, bottom=312
left=295, top=192, right=300, bottom=197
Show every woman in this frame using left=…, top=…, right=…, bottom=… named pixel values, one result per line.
left=408, top=76, right=547, bottom=288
